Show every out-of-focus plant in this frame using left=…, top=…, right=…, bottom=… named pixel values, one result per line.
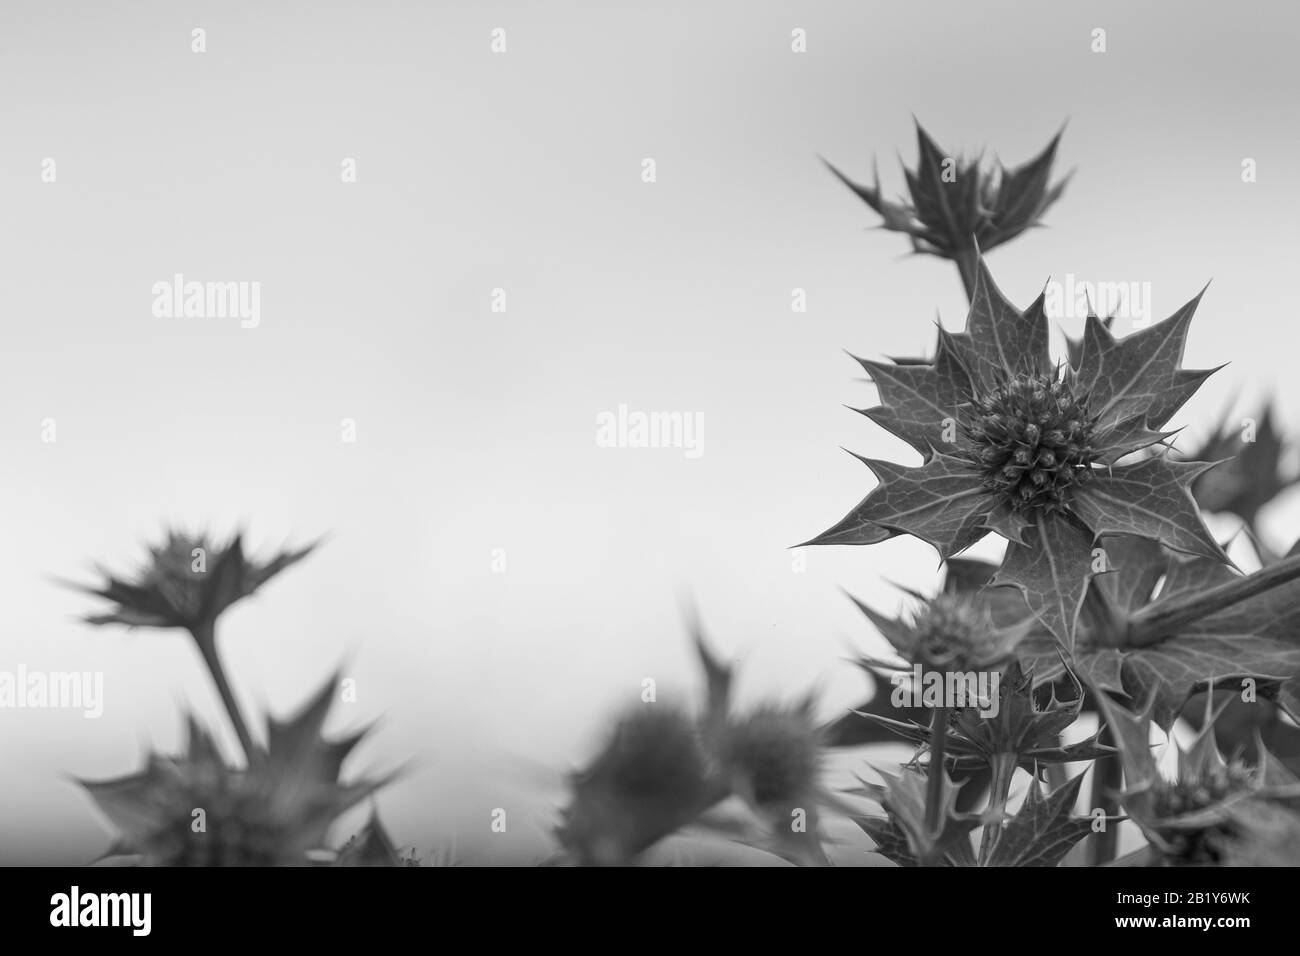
left=1183, top=401, right=1299, bottom=564
left=556, top=705, right=725, bottom=866
left=81, top=674, right=390, bottom=866
left=65, top=527, right=403, bottom=867
left=68, top=529, right=317, bottom=764
left=555, top=617, right=839, bottom=866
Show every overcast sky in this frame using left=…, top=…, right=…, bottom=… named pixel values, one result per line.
left=2, top=0, right=1298, bottom=863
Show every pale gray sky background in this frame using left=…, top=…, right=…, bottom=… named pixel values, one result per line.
left=1, top=0, right=1298, bottom=863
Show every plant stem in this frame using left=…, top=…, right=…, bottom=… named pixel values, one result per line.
left=978, top=752, right=1017, bottom=865
left=1087, top=723, right=1121, bottom=865
left=190, top=620, right=259, bottom=766
left=953, top=248, right=978, bottom=304
left=1126, top=552, right=1300, bottom=646
left=924, top=705, right=950, bottom=853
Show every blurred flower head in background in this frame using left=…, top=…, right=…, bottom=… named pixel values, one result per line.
left=72, top=528, right=317, bottom=634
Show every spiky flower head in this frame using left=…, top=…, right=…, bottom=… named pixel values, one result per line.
left=689, top=620, right=834, bottom=865
left=80, top=675, right=386, bottom=866
left=556, top=706, right=724, bottom=867
left=824, top=120, right=1068, bottom=294
left=964, top=371, right=1097, bottom=513
left=853, top=590, right=1035, bottom=674
left=1092, top=689, right=1300, bottom=865
left=805, top=257, right=1224, bottom=648
left=70, top=528, right=318, bottom=633
left=713, top=703, right=823, bottom=819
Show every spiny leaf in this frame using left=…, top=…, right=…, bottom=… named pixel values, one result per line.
left=822, top=157, right=918, bottom=234
left=1070, top=456, right=1226, bottom=561
left=985, top=773, right=1098, bottom=867
left=965, top=261, right=1051, bottom=388
left=1092, top=534, right=1166, bottom=616
left=853, top=452, right=995, bottom=559
left=912, top=123, right=963, bottom=251
left=992, top=513, right=1096, bottom=649
left=855, top=815, right=976, bottom=867
left=1023, top=545, right=1300, bottom=729
left=1088, top=688, right=1162, bottom=815
left=1123, top=645, right=1293, bottom=730
left=1064, top=313, right=1113, bottom=370
left=1070, top=289, right=1210, bottom=431
left=824, top=121, right=1067, bottom=259
left=989, top=131, right=1065, bottom=242
left=855, top=816, right=924, bottom=867
left=855, top=338, right=971, bottom=456
left=798, top=451, right=898, bottom=547
left=859, top=767, right=982, bottom=866
left=1094, top=414, right=1178, bottom=464
left=981, top=500, right=1033, bottom=546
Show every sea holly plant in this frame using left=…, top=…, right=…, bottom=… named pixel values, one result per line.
left=842, top=590, right=1115, bottom=866
left=81, top=674, right=391, bottom=866
left=799, top=120, right=1300, bottom=870
left=1092, top=690, right=1300, bottom=866
left=804, top=256, right=1225, bottom=649
left=67, top=529, right=318, bottom=764
left=63, top=527, right=403, bottom=866
left=555, top=617, right=841, bottom=866
left=824, top=119, right=1069, bottom=299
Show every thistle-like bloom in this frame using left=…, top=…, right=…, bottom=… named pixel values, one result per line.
left=556, top=707, right=725, bottom=867
left=709, top=702, right=830, bottom=865
left=804, top=257, right=1224, bottom=647
left=73, top=529, right=317, bottom=633
left=559, top=618, right=838, bottom=866
left=69, top=528, right=319, bottom=763
left=693, top=629, right=836, bottom=865
left=80, top=675, right=386, bottom=866
left=824, top=120, right=1068, bottom=297
left=1092, top=690, right=1300, bottom=865
left=714, top=705, right=823, bottom=813
left=852, top=591, right=1035, bottom=674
